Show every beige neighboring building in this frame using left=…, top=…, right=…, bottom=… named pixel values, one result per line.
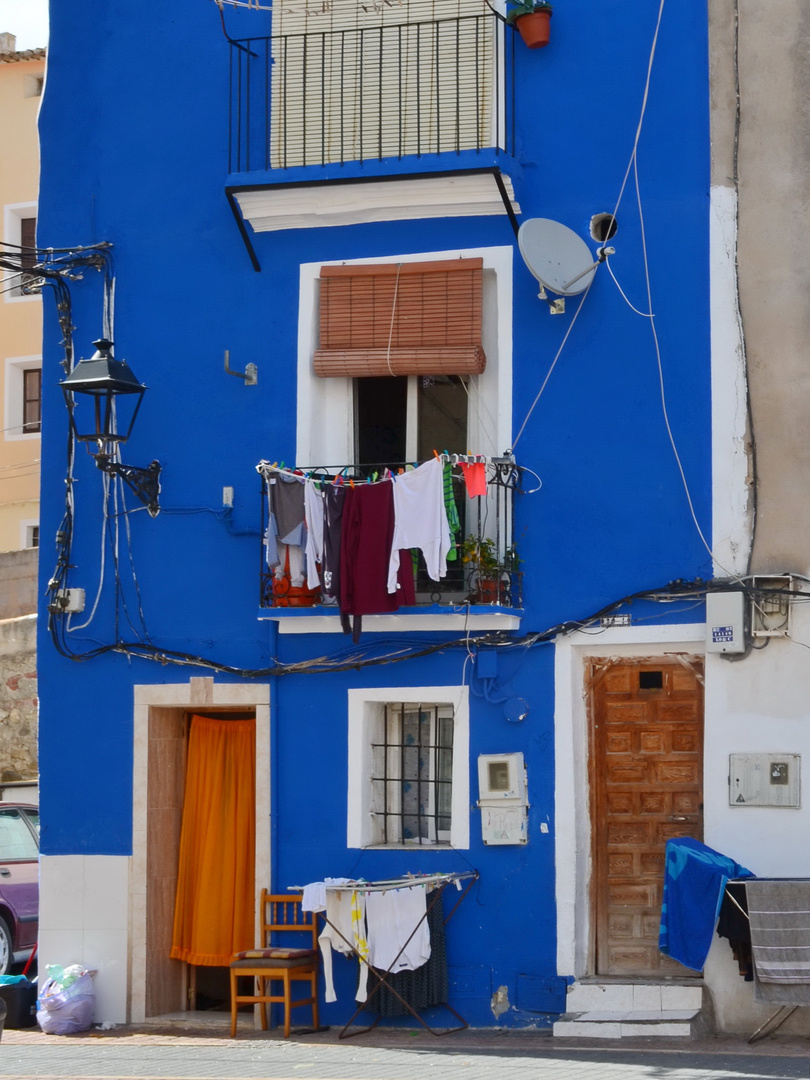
left=0, top=32, right=43, bottom=785
left=0, top=32, right=44, bottom=555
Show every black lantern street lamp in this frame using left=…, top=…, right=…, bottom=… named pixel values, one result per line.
left=60, top=338, right=161, bottom=517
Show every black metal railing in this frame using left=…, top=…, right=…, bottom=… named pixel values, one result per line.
left=258, top=459, right=522, bottom=610
left=229, top=14, right=515, bottom=173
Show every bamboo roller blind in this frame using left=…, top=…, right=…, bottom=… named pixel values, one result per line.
left=313, top=258, right=486, bottom=378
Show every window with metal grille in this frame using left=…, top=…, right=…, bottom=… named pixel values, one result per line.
left=370, top=702, right=454, bottom=845
left=22, top=367, right=41, bottom=433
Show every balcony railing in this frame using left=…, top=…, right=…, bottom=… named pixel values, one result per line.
left=229, top=13, right=515, bottom=173
left=258, top=459, right=522, bottom=611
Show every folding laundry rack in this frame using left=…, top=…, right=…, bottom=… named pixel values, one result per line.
left=290, top=870, right=479, bottom=1038
left=724, top=877, right=810, bottom=1044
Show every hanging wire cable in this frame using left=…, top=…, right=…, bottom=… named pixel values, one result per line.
left=511, top=0, right=666, bottom=451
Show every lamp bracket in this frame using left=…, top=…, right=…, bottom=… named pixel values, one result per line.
left=97, top=457, right=162, bottom=517
left=224, top=349, right=257, bottom=386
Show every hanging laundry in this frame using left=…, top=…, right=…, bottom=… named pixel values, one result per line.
left=304, top=480, right=325, bottom=590
left=387, top=457, right=451, bottom=593
left=366, top=890, right=448, bottom=1016
left=460, top=461, right=487, bottom=497
left=269, top=473, right=306, bottom=546
left=316, top=888, right=369, bottom=1003
left=322, top=484, right=346, bottom=599
left=341, top=481, right=415, bottom=641
left=658, top=837, right=753, bottom=972
left=747, top=880, right=810, bottom=1004
left=365, top=885, right=431, bottom=974
left=443, top=463, right=460, bottom=562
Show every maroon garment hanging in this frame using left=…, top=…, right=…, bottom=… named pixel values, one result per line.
left=340, top=482, right=414, bottom=633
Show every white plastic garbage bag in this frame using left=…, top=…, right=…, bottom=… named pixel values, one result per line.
left=36, top=965, right=95, bottom=1034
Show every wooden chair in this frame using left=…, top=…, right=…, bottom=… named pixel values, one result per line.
left=229, top=890, right=319, bottom=1037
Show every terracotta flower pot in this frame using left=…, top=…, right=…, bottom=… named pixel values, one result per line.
left=515, top=9, right=551, bottom=49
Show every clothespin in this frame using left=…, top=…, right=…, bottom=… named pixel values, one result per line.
left=433, top=449, right=440, bottom=460
left=349, top=478, right=355, bottom=489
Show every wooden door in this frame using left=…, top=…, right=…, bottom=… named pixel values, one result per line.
left=589, top=658, right=703, bottom=977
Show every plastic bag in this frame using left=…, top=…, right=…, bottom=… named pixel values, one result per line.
left=36, top=965, right=95, bottom=1034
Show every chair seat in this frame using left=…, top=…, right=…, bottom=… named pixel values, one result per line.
left=230, top=952, right=317, bottom=970
left=233, top=947, right=317, bottom=961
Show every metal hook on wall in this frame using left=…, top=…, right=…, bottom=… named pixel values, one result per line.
left=224, top=349, right=258, bottom=386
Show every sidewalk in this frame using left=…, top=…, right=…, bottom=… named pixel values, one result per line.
left=1, top=1020, right=809, bottom=1080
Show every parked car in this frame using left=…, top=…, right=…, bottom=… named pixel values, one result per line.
left=0, top=804, right=38, bottom=974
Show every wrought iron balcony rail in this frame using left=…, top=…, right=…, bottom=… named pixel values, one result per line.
left=229, top=13, right=516, bottom=173
left=258, top=459, right=522, bottom=610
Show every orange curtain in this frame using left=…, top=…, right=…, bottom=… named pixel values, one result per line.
left=170, top=714, right=256, bottom=966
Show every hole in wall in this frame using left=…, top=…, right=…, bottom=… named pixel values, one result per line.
left=590, top=213, right=618, bottom=242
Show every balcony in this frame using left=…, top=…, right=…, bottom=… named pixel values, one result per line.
left=257, top=458, right=523, bottom=633
left=228, top=12, right=516, bottom=177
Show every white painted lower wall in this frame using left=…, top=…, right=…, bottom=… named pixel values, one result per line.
left=38, top=853, right=130, bottom=1023
left=555, top=614, right=810, bottom=1035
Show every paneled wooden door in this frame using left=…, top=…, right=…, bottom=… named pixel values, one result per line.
left=589, top=658, right=704, bottom=977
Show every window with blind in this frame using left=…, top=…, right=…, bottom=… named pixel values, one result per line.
left=314, top=258, right=486, bottom=378
left=270, top=0, right=497, bottom=168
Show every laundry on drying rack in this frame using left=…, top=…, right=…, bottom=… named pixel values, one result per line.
left=386, top=457, right=451, bottom=593
left=365, top=885, right=431, bottom=973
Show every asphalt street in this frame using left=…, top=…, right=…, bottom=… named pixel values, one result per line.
left=1, top=1025, right=809, bottom=1080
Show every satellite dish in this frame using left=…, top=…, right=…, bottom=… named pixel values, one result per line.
left=518, top=218, right=599, bottom=297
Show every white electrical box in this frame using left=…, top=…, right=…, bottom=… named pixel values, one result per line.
left=477, top=753, right=528, bottom=844
left=729, top=753, right=801, bottom=807
left=705, top=591, right=746, bottom=654
left=477, top=752, right=527, bottom=801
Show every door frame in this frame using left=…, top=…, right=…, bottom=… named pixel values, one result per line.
left=131, top=678, right=271, bottom=1023
left=553, top=627, right=705, bottom=980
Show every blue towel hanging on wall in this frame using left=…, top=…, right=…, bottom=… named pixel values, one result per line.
left=659, top=837, right=754, bottom=972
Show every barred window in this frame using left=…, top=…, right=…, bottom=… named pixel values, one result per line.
left=370, top=702, right=454, bottom=846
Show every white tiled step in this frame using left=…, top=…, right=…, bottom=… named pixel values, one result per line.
left=553, top=1009, right=700, bottom=1039
left=565, top=982, right=702, bottom=1013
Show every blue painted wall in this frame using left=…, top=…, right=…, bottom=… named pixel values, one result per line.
left=37, top=0, right=709, bottom=1027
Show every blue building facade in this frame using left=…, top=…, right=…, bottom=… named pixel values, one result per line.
left=36, top=0, right=712, bottom=1029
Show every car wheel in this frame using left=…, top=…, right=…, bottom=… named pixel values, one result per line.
left=0, top=917, right=11, bottom=975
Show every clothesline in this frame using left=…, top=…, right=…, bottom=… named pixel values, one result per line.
left=257, top=455, right=499, bottom=487
left=288, top=871, right=477, bottom=894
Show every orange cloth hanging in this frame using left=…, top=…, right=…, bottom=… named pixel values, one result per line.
left=170, top=714, right=256, bottom=966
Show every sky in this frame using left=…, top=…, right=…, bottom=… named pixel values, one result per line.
left=1, top=0, right=49, bottom=50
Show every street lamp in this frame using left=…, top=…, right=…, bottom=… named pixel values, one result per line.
left=60, top=338, right=161, bottom=517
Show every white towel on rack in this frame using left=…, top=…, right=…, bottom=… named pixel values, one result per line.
left=365, top=885, right=431, bottom=974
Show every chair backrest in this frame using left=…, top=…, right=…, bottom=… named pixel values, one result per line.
left=261, top=889, right=318, bottom=950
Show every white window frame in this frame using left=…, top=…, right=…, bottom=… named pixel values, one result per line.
left=3, top=203, right=39, bottom=303
left=296, top=246, right=513, bottom=467
left=4, top=356, right=42, bottom=441
left=20, top=519, right=39, bottom=549
left=348, top=685, right=470, bottom=849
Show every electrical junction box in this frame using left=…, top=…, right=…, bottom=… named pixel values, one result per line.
left=705, top=591, right=746, bottom=654
left=477, top=753, right=528, bottom=844
left=729, top=753, right=801, bottom=807
left=750, top=575, right=793, bottom=638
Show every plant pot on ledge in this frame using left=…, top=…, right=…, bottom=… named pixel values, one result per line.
left=507, top=2, right=552, bottom=49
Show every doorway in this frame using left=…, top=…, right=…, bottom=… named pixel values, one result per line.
left=131, top=679, right=271, bottom=1024
left=588, top=658, right=703, bottom=977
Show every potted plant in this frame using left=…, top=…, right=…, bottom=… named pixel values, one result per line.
left=506, top=0, right=552, bottom=49
left=460, top=535, right=501, bottom=604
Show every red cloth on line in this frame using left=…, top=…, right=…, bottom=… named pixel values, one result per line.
left=460, top=461, right=487, bottom=497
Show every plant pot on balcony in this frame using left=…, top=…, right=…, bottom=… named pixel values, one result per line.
left=508, top=4, right=552, bottom=49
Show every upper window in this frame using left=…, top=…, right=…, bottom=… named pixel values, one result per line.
left=269, top=0, right=500, bottom=168
left=22, top=367, right=41, bottom=434
left=4, top=357, right=42, bottom=440
left=348, top=686, right=470, bottom=849
left=3, top=204, right=40, bottom=301
left=296, top=246, right=513, bottom=469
